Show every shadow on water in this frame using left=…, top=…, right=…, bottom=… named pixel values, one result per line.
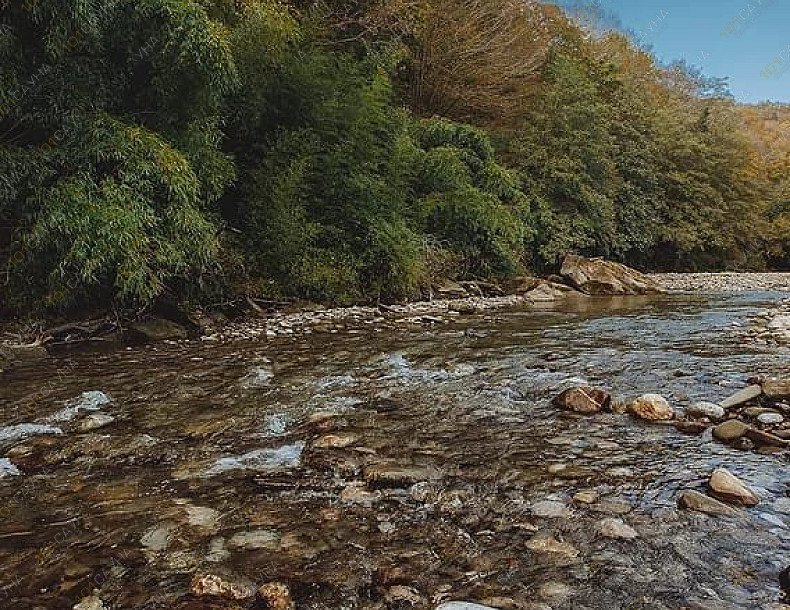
left=0, top=293, right=788, bottom=609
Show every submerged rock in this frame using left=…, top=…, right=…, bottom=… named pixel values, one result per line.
left=258, top=582, right=294, bottom=610
left=560, top=255, right=663, bottom=295
left=552, top=387, right=611, bottom=414
left=191, top=573, right=256, bottom=600
left=78, top=413, right=116, bottom=432
left=525, top=534, right=580, bottom=559
left=436, top=602, right=497, bottom=610
left=0, top=423, right=63, bottom=444
left=627, top=394, right=674, bottom=421
left=677, top=490, right=740, bottom=517
left=596, top=518, right=639, bottom=539
left=708, top=469, right=759, bottom=506
left=73, top=594, right=105, bottom=610
left=531, top=500, right=572, bottom=518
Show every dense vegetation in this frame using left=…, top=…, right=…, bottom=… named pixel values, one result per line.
left=1, top=0, right=788, bottom=315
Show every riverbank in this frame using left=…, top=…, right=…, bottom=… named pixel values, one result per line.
left=651, top=272, right=790, bottom=293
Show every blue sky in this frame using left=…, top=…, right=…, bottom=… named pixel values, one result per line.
left=557, top=0, right=790, bottom=103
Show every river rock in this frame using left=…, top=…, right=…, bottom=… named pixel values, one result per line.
left=763, top=379, right=790, bottom=399
left=73, top=595, right=105, bottom=610
left=686, top=402, right=725, bottom=421
left=524, top=281, right=577, bottom=303
left=79, top=413, right=116, bottom=432
left=552, top=387, right=611, bottom=414
left=712, top=419, right=750, bottom=442
left=525, top=534, right=580, bottom=559
left=0, top=343, right=49, bottom=364
left=531, top=500, right=572, bottom=518
left=364, top=463, right=437, bottom=489
left=674, top=421, right=709, bottom=435
left=559, top=255, right=663, bottom=295
left=258, top=582, right=294, bottom=610
left=191, top=573, right=256, bottom=600
left=573, top=490, right=599, bottom=504
left=436, top=602, right=496, bottom=610
left=757, top=412, right=784, bottom=425
left=312, top=433, right=358, bottom=449
left=677, top=490, right=740, bottom=516
left=708, top=468, right=759, bottom=506
left=597, top=518, right=638, bottom=539
left=126, top=318, right=189, bottom=343
left=627, top=394, right=674, bottom=421
left=720, top=385, right=763, bottom=409
left=745, top=427, right=789, bottom=447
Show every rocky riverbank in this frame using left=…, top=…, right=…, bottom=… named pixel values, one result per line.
left=651, top=272, right=790, bottom=293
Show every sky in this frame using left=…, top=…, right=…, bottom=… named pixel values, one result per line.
left=557, top=0, right=790, bottom=103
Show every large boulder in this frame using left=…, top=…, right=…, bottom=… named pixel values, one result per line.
left=560, top=255, right=663, bottom=296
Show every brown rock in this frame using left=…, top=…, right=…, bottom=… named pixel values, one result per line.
left=675, top=421, right=709, bottom=435
left=552, top=387, right=611, bottom=414
left=763, top=379, right=790, bottom=399
left=712, top=419, right=750, bottom=442
left=191, top=574, right=255, bottom=600
left=677, top=490, right=740, bottom=517
left=745, top=427, right=790, bottom=448
left=258, top=582, right=294, bottom=610
left=559, top=255, right=663, bottom=296
left=708, top=468, right=759, bottom=506
left=627, top=394, right=674, bottom=421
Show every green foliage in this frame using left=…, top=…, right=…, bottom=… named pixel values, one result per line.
left=1, top=0, right=237, bottom=312
left=1, top=0, right=785, bottom=318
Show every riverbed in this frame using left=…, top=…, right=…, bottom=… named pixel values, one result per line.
left=0, top=292, right=788, bottom=609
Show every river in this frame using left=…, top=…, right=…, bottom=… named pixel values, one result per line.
left=1, top=292, right=788, bottom=609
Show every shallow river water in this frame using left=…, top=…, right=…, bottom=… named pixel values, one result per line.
left=1, top=293, right=789, bottom=610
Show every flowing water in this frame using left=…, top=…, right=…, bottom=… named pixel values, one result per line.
left=0, top=293, right=789, bottom=609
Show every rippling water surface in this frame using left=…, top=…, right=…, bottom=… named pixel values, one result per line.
left=1, top=293, right=788, bottom=609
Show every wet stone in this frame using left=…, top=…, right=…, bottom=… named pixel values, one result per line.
left=757, top=412, right=784, bottom=425
left=258, top=582, right=294, bottom=610
left=435, top=602, right=497, bottom=610
left=677, top=490, right=740, bottom=517
left=364, top=463, right=437, bottom=489
left=720, top=385, right=763, bottom=409
left=713, top=419, right=750, bottom=442
left=531, top=500, right=572, bottom=518
left=191, top=574, right=256, bottom=600
left=552, top=386, right=611, bottom=414
left=596, top=518, right=639, bottom=539
left=525, top=534, right=580, bottom=559
left=708, top=469, right=759, bottom=507
left=627, top=394, right=674, bottom=421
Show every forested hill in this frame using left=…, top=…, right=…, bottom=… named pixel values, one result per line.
left=1, top=0, right=788, bottom=316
